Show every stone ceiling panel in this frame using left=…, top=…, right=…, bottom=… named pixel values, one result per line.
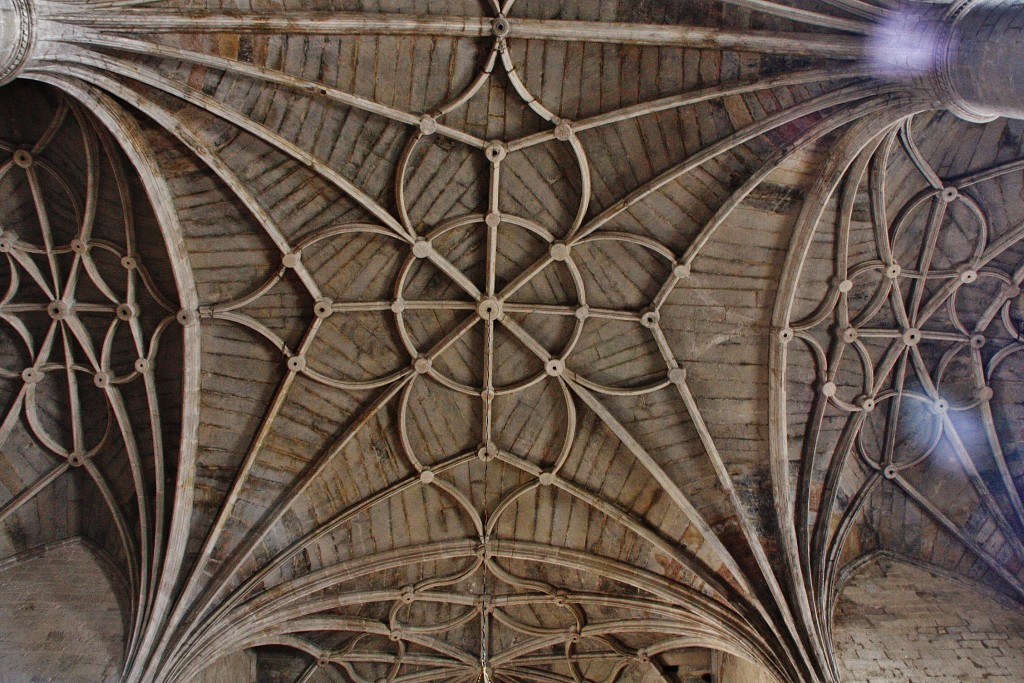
left=2, top=0, right=1024, bottom=681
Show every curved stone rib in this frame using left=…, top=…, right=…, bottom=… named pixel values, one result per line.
left=41, top=9, right=867, bottom=56
left=58, top=33, right=487, bottom=150
left=575, top=82, right=892, bottom=244
left=57, top=51, right=411, bottom=240
left=717, top=0, right=872, bottom=33
left=769, top=109, right=920, bottom=682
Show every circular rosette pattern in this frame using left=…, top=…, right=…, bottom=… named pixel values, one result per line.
left=0, top=81, right=183, bottom=664
left=777, top=112, right=1024, bottom=667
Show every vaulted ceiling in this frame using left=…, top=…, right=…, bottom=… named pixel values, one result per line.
left=0, top=0, right=1022, bottom=682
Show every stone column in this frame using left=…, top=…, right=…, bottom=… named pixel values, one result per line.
left=871, top=0, right=1024, bottom=122
left=940, top=0, right=1024, bottom=121
left=0, top=0, right=32, bottom=86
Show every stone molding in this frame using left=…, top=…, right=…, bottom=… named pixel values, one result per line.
left=0, top=0, right=32, bottom=86
left=933, top=0, right=1000, bottom=122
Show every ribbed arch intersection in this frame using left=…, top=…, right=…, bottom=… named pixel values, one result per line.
left=0, top=0, right=1022, bottom=681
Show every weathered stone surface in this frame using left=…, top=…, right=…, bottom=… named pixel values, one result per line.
left=0, top=540, right=125, bottom=683
left=0, top=1, right=1022, bottom=681
left=194, top=650, right=256, bottom=683
left=834, top=559, right=1024, bottom=682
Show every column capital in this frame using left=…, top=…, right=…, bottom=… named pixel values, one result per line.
left=869, top=0, right=1024, bottom=122
left=0, top=0, right=33, bottom=86
left=938, top=0, right=1024, bottom=121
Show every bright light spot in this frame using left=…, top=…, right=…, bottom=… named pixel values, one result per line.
left=867, top=13, right=940, bottom=78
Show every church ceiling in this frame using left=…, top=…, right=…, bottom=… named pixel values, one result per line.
left=0, top=0, right=1022, bottom=682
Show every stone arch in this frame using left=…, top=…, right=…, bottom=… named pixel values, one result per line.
left=831, top=554, right=1024, bottom=682
left=0, top=537, right=128, bottom=682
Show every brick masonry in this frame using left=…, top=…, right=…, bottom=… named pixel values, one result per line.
left=195, top=650, right=256, bottom=683
left=833, top=559, right=1024, bottom=682
left=0, top=540, right=124, bottom=683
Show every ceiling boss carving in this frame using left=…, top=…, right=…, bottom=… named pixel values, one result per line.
left=148, top=15, right=797, bottom=683
left=1, top=0, right=1023, bottom=681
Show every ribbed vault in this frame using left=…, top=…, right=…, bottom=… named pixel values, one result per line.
left=0, top=0, right=1022, bottom=681
left=775, top=110, right=1024, bottom=676
left=0, top=80, right=185, bottom=656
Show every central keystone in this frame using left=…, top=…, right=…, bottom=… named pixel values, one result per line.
left=477, top=297, right=503, bottom=321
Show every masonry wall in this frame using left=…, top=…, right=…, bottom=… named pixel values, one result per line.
left=195, top=649, right=256, bottom=683
left=717, top=652, right=778, bottom=683
left=0, top=539, right=125, bottom=682
left=832, top=558, right=1024, bottom=682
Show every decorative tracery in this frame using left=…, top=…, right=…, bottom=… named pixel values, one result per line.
left=777, top=111, right=1024, bottom=676
left=131, top=16, right=807, bottom=679
left=33, top=6, right=885, bottom=680
left=0, top=83, right=182, bottom=669
left=1, top=0, right=1022, bottom=681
